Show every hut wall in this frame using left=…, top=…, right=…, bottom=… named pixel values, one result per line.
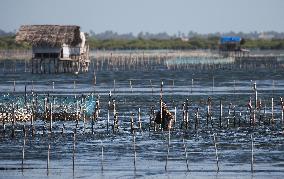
left=80, top=32, right=86, bottom=54
left=62, top=44, right=70, bottom=58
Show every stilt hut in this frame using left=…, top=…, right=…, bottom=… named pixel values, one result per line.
left=219, top=36, right=249, bottom=57
left=16, top=25, right=90, bottom=74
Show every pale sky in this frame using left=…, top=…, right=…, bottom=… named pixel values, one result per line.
left=0, top=0, right=283, bottom=34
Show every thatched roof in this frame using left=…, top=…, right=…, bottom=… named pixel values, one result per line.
left=16, top=25, right=82, bottom=47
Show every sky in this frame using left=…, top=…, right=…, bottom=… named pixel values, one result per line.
left=0, top=0, right=283, bottom=35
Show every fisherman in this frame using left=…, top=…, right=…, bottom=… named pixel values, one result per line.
left=154, top=102, right=174, bottom=130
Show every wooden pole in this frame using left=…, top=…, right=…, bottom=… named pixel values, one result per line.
left=174, top=107, right=177, bottom=126
left=49, top=103, right=53, bottom=133
left=165, top=129, right=170, bottom=171
left=182, top=138, right=189, bottom=171
left=22, top=125, right=26, bottom=171
left=12, top=103, right=15, bottom=138
left=253, top=82, right=257, bottom=109
left=13, top=80, right=16, bottom=93
left=271, top=98, right=274, bottom=124
left=138, top=108, right=142, bottom=131
left=24, top=83, right=27, bottom=106
left=47, top=144, right=50, bottom=175
left=83, top=110, right=86, bottom=133
left=1, top=105, right=5, bottom=133
left=133, top=132, right=137, bottom=171
left=72, top=130, right=76, bottom=174
left=233, top=107, right=236, bottom=127
left=101, top=141, right=104, bottom=171
left=131, top=113, right=135, bottom=134
left=107, top=91, right=111, bottom=132
left=112, top=98, right=118, bottom=131
left=195, top=107, right=199, bottom=130
left=160, top=81, right=164, bottom=130
left=207, top=102, right=210, bottom=127
left=213, top=133, right=220, bottom=172
left=76, top=100, right=79, bottom=128
left=251, top=134, right=254, bottom=173
left=186, top=99, right=189, bottom=129
left=219, top=100, right=223, bottom=128
left=91, top=112, right=94, bottom=134
left=281, top=97, right=284, bottom=125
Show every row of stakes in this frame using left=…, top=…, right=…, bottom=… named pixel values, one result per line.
left=2, top=80, right=283, bottom=136
left=1, top=81, right=279, bottom=175
left=19, top=124, right=256, bottom=175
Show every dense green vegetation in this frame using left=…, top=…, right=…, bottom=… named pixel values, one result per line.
left=88, top=37, right=284, bottom=50
left=0, top=36, right=30, bottom=50
left=88, top=37, right=220, bottom=50
left=1, top=35, right=284, bottom=50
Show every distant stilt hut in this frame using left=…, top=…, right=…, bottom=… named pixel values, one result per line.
left=219, top=36, right=250, bottom=57
left=16, top=25, right=90, bottom=74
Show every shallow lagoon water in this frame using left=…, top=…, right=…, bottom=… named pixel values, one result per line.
left=0, top=55, right=284, bottom=178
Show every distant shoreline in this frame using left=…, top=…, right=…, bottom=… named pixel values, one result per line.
left=2, top=35, right=284, bottom=52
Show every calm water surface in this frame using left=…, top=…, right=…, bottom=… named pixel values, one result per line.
left=0, top=54, right=284, bottom=178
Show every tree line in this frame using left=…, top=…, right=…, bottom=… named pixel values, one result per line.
left=1, top=35, right=284, bottom=50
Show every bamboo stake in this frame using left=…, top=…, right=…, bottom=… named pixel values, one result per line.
left=281, top=97, right=284, bottom=123
left=76, top=100, right=79, bottom=128
left=251, top=134, right=254, bottom=173
left=49, top=103, right=53, bottom=133
left=219, top=100, right=223, bottom=128
left=107, top=91, right=111, bottom=132
left=47, top=144, right=50, bottom=175
left=233, top=107, right=236, bottom=127
left=160, top=81, right=163, bottom=130
left=185, top=99, right=189, bottom=129
left=12, top=103, right=15, bottom=138
left=138, top=108, right=142, bottom=131
left=182, top=138, right=189, bottom=171
left=101, top=141, right=104, bottom=171
left=165, top=129, right=170, bottom=171
left=24, top=83, right=27, bottom=106
left=131, top=113, right=135, bottom=134
left=72, top=130, right=76, bottom=174
left=133, top=132, right=137, bottom=171
left=207, top=102, right=210, bottom=127
left=13, top=80, right=16, bottom=93
left=174, top=107, right=177, bottom=125
left=213, top=133, right=219, bottom=172
left=271, top=98, right=274, bottom=124
left=194, top=108, right=198, bottom=130
left=22, top=125, right=26, bottom=171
